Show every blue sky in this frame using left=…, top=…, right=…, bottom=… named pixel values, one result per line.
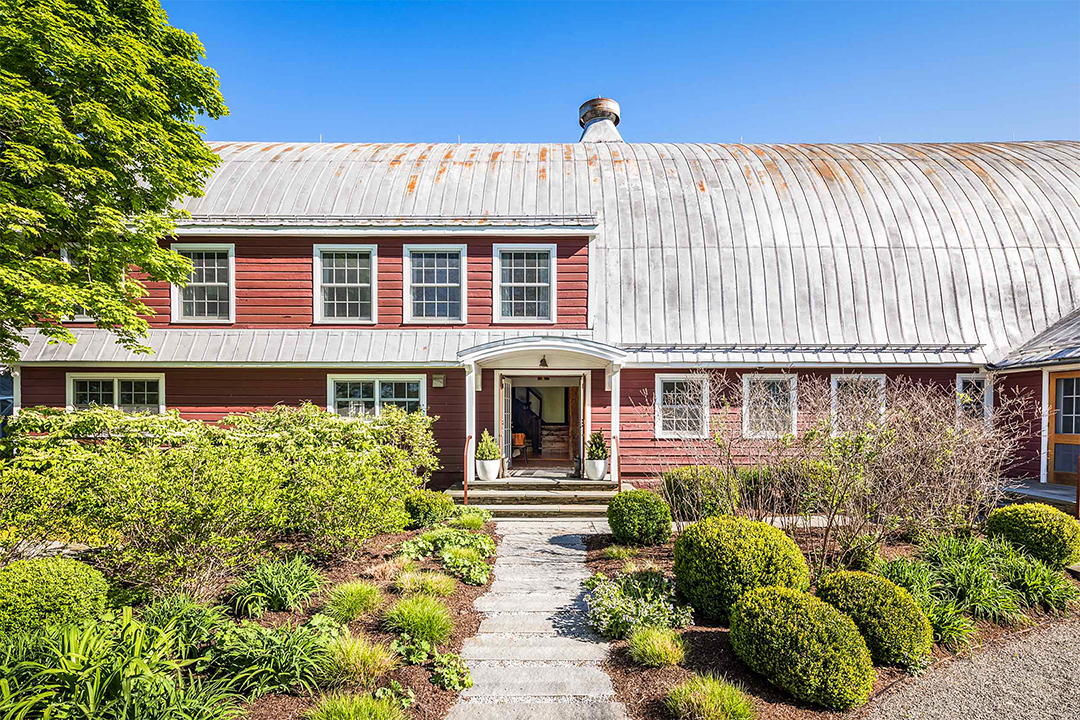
left=161, top=0, right=1080, bottom=144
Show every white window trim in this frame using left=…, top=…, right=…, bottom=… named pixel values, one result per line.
left=65, top=373, right=166, bottom=414
left=402, top=244, right=468, bottom=324
left=326, top=374, right=427, bottom=416
left=312, top=244, right=379, bottom=325
left=956, top=373, right=993, bottom=420
left=742, top=373, right=798, bottom=439
left=654, top=373, right=710, bottom=439
left=492, top=242, right=558, bottom=324
left=170, top=243, right=236, bottom=324
left=830, top=373, right=887, bottom=424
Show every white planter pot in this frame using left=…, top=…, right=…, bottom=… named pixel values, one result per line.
left=584, top=458, right=608, bottom=480
left=477, top=458, right=501, bottom=482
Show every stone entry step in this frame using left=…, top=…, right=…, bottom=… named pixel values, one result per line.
left=464, top=479, right=621, bottom=491
left=453, top=503, right=612, bottom=519
left=447, top=489, right=621, bottom=506
left=447, top=701, right=628, bottom=720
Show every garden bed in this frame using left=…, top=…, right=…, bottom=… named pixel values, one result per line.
left=584, top=532, right=1080, bottom=720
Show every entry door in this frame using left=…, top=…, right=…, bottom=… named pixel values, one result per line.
left=502, top=378, right=513, bottom=472
left=1050, top=371, right=1080, bottom=484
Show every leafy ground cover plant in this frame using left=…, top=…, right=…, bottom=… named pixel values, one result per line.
left=664, top=673, right=757, bottom=720
left=373, top=680, right=415, bottom=710
left=324, top=581, right=384, bottom=622
left=383, top=596, right=453, bottom=644
left=320, top=630, right=397, bottom=690
left=0, top=556, right=109, bottom=635
left=304, top=692, right=406, bottom=720
left=212, top=616, right=339, bottom=696
left=439, top=546, right=492, bottom=585
left=583, top=569, right=693, bottom=639
left=390, top=633, right=433, bottom=665
left=394, top=571, right=456, bottom=597
left=398, top=526, right=495, bottom=560
left=226, top=556, right=323, bottom=618
left=429, top=651, right=473, bottom=691
left=447, top=513, right=486, bottom=530
left=627, top=626, right=687, bottom=667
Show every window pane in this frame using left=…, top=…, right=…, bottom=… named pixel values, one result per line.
left=498, top=249, right=552, bottom=319
left=409, top=251, right=463, bottom=320
left=73, top=379, right=114, bottom=409
left=179, top=251, right=230, bottom=319
left=320, top=251, right=372, bottom=321
left=746, top=377, right=793, bottom=436
left=659, top=378, right=706, bottom=436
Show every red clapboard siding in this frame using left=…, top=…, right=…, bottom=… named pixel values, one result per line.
left=1001, top=370, right=1043, bottom=481
left=126, top=236, right=588, bottom=330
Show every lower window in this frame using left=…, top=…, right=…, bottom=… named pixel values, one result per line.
left=743, top=373, right=797, bottom=439
left=67, top=374, right=165, bottom=413
left=328, top=375, right=425, bottom=417
left=655, top=374, right=709, bottom=438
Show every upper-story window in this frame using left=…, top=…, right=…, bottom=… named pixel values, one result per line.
left=743, top=373, right=797, bottom=439
left=403, top=245, right=467, bottom=323
left=59, top=249, right=93, bottom=323
left=66, top=373, right=165, bottom=414
left=957, top=373, right=993, bottom=420
left=171, top=243, right=235, bottom=323
left=313, top=244, right=377, bottom=324
left=493, top=243, right=557, bottom=323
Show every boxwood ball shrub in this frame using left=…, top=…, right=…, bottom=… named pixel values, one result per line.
left=607, top=489, right=672, bottom=546
left=987, top=503, right=1080, bottom=567
left=673, top=516, right=810, bottom=622
left=729, top=586, right=875, bottom=710
left=404, top=490, right=455, bottom=529
left=0, top=556, right=109, bottom=635
left=816, top=570, right=933, bottom=669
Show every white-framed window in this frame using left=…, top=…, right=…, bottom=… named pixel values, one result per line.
left=655, top=373, right=709, bottom=439
left=313, top=244, right=378, bottom=324
left=59, top=248, right=94, bottom=322
left=742, top=373, right=797, bottom=439
left=492, top=243, right=557, bottom=323
left=326, top=375, right=426, bottom=417
left=403, top=245, right=467, bottom=323
left=830, top=373, right=886, bottom=431
left=65, top=373, right=166, bottom=414
left=170, top=243, right=235, bottom=323
left=957, top=373, right=993, bottom=420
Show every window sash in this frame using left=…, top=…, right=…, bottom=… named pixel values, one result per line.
left=332, top=378, right=423, bottom=417
left=831, top=374, right=886, bottom=431
left=957, top=374, right=993, bottom=422
left=71, top=377, right=162, bottom=414
left=655, top=376, right=708, bottom=438
left=743, top=375, right=796, bottom=438
left=320, top=251, right=373, bottom=321
left=179, top=250, right=231, bottom=320
left=496, top=248, right=554, bottom=321
left=409, top=250, right=463, bottom=320
left=1056, top=377, right=1079, bottom=434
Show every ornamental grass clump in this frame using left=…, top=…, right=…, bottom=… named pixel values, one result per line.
left=305, top=693, right=406, bottom=720
left=665, top=674, right=757, bottom=720
left=607, top=489, right=672, bottom=546
left=394, top=571, right=456, bottom=597
left=383, top=595, right=453, bottom=644
left=987, top=503, right=1080, bottom=567
left=673, top=516, right=810, bottom=623
left=877, top=557, right=977, bottom=649
left=729, top=586, right=875, bottom=710
left=627, top=626, right=686, bottom=667
left=214, top=617, right=339, bottom=697
left=324, top=581, right=384, bottom=623
left=319, top=630, right=398, bottom=689
left=583, top=569, right=693, bottom=639
left=816, top=570, right=933, bottom=670
left=602, top=545, right=639, bottom=560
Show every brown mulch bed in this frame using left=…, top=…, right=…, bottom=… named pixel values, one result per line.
left=244, top=522, right=500, bottom=720
left=584, top=532, right=1080, bottom=720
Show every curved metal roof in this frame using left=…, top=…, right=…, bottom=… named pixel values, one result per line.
left=178, top=141, right=1080, bottom=364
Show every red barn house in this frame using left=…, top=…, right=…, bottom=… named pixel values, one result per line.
left=11, top=99, right=1080, bottom=516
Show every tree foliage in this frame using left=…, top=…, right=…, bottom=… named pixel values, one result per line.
left=0, top=0, right=227, bottom=363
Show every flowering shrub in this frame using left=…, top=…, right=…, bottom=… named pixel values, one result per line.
left=583, top=569, right=693, bottom=639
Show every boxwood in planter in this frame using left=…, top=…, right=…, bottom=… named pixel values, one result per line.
left=729, top=585, right=875, bottom=710
left=986, top=503, right=1080, bottom=567
left=607, top=489, right=672, bottom=546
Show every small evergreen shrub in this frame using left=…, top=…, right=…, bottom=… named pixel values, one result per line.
left=665, top=674, right=756, bottom=720
left=987, top=503, right=1080, bottom=567
left=320, top=630, right=398, bottom=689
left=816, top=571, right=933, bottom=669
left=673, top=516, right=810, bottom=622
left=383, top=595, right=453, bottom=644
left=305, top=693, right=406, bottom=720
left=628, top=627, right=686, bottom=667
left=0, top=557, right=109, bottom=635
left=583, top=570, right=693, bottom=639
left=475, top=429, right=501, bottom=461
left=607, top=489, right=672, bottom=546
left=662, top=465, right=740, bottom=521
left=729, top=586, right=875, bottom=710
left=404, top=490, right=455, bottom=529
left=586, top=431, right=609, bottom=460
left=324, top=581, right=384, bottom=623
left=226, top=556, right=323, bottom=618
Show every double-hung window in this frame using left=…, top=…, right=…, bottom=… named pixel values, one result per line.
left=403, top=245, right=467, bottom=323
left=59, top=249, right=94, bottom=322
left=66, top=373, right=165, bottom=414
left=743, top=374, right=797, bottom=439
left=957, top=373, right=993, bottom=420
left=493, top=243, right=557, bottom=322
left=831, top=374, right=886, bottom=432
left=655, top=374, right=709, bottom=438
left=327, top=375, right=426, bottom=418
left=313, top=245, right=377, bottom=323
left=171, top=243, right=235, bottom=323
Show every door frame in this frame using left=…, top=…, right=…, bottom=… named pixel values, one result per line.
left=494, top=369, right=590, bottom=474
left=1049, top=370, right=1080, bottom=485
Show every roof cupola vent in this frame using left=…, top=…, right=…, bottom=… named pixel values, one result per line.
left=578, top=97, right=623, bottom=143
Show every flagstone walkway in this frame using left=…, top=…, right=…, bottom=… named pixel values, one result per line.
left=446, top=520, right=629, bottom=720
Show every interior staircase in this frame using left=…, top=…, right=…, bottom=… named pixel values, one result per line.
left=446, top=470, right=630, bottom=519
left=539, top=423, right=570, bottom=459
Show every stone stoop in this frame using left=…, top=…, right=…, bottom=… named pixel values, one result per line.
left=446, top=521, right=629, bottom=720
left=446, top=478, right=631, bottom=520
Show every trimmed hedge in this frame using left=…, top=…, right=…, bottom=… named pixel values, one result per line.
left=987, top=503, right=1080, bottom=567
left=729, top=586, right=875, bottom=710
left=662, top=466, right=739, bottom=522
left=0, top=557, right=109, bottom=635
left=405, top=490, right=455, bottom=529
left=817, top=570, right=933, bottom=669
left=608, top=490, right=672, bottom=546
left=673, top=516, right=810, bottom=622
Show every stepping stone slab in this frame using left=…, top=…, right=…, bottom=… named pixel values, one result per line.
left=490, top=578, right=584, bottom=594
left=479, top=612, right=591, bottom=635
left=475, top=592, right=587, bottom=613
left=463, top=662, right=615, bottom=698
left=461, top=634, right=607, bottom=661
left=447, top=700, right=628, bottom=720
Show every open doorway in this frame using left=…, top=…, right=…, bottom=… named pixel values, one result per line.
left=498, top=373, right=585, bottom=477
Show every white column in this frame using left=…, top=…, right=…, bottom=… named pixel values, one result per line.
left=464, top=362, right=476, bottom=484
left=1041, top=368, right=1049, bottom=483
left=609, top=364, right=621, bottom=481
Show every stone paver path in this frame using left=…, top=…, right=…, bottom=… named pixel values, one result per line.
left=447, top=520, right=628, bottom=720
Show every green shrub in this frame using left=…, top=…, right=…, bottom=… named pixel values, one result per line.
left=816, top=571, right=932, bottom=669
left=996, top=553, right=1080, bottom=611
left=320, top=631, right=397, bottom=689
left=213, top=616, right=339, bottom=696
left=475, top=429, right=501, bottom=461
left=607, top=489, right=672, bottom=546
left=395, top=571, right=456, bottom=597
left=383, top=596, right=453, bottom=644
left=324, top=581, right=384, bottom=623
left=0, top=557, right=108, bottom=635
left=583, top=570, right=693, bottom=639
left=430, top=651, right=473, bottom=690
left=673, top=516, right=810, bottom=622
left=987, top=503, right=1080, bottom=567
left=306, top=693, right=406, bottom=720
left=729, top=586, right=875, bottom=710
left=665, top=674, right=756, bottom=720
left=627, top=627, right=686, bottom=667
left=140, top=593, right=227, bottom=659
left=226, top=556, right=323, bottom=618
left=586, top=431, right=609, bottom=460
left=662, top=465, right=740, bottom=522
left=404, top=491, right=455, bottom=529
